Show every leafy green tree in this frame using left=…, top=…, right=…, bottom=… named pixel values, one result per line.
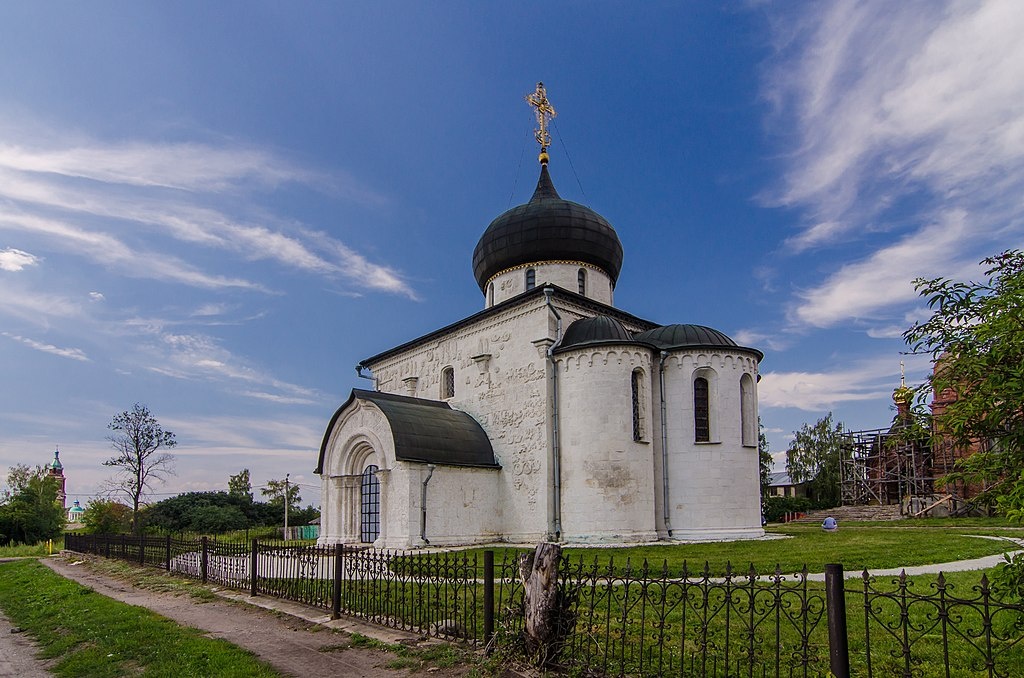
left=904, top=250, right=1024, bottom=513
left=81, top=499, right=132, bottom=535
left=261, top=477, right=300, bottom=512
left=785, top=412, right=846, bottom=508
left=228, top=469, right=253, bottom=502
left=104, top=403, right=176, bottom=534
left=0, top=467, right=65, bottom=545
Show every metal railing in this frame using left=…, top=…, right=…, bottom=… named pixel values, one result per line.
left=64, top=534, right=1024, bottom=677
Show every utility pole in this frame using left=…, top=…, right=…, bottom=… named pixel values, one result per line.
left=284, top=473, right=290, bottom=540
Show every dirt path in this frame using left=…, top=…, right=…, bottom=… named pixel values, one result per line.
left=0, top=609, right=51, bottom=678
left=40, top=556, right=472, bottom=678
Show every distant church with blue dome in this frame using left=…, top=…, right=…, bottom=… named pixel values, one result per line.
left=317, top=85, right=764, bottom=549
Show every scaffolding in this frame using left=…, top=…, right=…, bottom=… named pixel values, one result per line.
left=840, top=422, right=969, bottom=515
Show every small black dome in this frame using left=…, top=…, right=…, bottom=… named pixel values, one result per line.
left=472, top=165, right=624, bottom=292
left=556, top=315, right=635, bottom=352
left=634, top=324, right=739, bottom=350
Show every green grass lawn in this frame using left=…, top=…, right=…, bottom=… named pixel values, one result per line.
left=446, top=523, right=1020, bottom=576
left=0, top=559, right=280, bottom=677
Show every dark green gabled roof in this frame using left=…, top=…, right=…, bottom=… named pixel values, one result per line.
left=316, top=389, right=499, bottom=474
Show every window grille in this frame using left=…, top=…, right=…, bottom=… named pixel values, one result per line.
left=525, top=268, right=536, bottom=290
left=441, top=366, right=455, bottom=399
left=694, top=377, right=710, bottom=442
left=632, top=369, right=643, bottom=441
left=360, top=465, right=380, bottom=543
left=578, top=268, right=587, bottom=295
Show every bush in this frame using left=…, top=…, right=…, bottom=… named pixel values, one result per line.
left=764, top=496, right=814, bottom=522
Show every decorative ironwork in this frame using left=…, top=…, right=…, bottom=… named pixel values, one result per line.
left=526, top=82, right=556, bottom=160
left=62, top=534, right=1024, bottom=676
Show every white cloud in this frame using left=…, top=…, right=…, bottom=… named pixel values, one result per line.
left=791, top=211, right=979, bottom=327
left=2, top=332, right=88, bottom=361
left=0, top=247, right=39, bottom=271
left=128, top=329, right=319, bottom=403
left=765, top=0, right=1024, bottom=327
left=759, top=353, right=931, bottom=412
left=88, top=291, right=104, bottom=302
left=0, top=129, right=416, bottom=298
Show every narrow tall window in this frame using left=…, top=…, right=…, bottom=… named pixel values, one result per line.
left=360, top=464, right=380, bottom=543
left=694, top=377, right=710, bottom=442
left=441, top=366, right=455, bottom=399
left=631, top=369, right=645, bottom=441
left=487, top=282, right=494, bottom=306
left=740, top=373, right=755, bottom=446
left=578, top=268, right=587, bottom=295
left=525, top=268, right=536, bottom=290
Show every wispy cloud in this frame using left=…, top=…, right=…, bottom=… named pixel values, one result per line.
left=0, top=247, right=39, bottom=271
left=0, top=126, right=416, bottom=298
left=764, top=0, right=1024, bottom=327
left=2, top=331, right=89, bottom=361
left=123, top=325, right=319, bottom=403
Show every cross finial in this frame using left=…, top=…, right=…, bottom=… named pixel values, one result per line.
left=526, top=82, right=557, bottom=164
left=900, top=359, right=905, bottom=387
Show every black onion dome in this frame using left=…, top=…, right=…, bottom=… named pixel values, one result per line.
left=635, top=324, right=763, bottom=359
left=472, top=165, right=624, bottom=292
left=555, top=315, right=635, bottom=353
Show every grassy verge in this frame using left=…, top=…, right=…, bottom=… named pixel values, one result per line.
left=0, top=536, right=64, bottom=558
left=0, top=559, right=279, bottom=677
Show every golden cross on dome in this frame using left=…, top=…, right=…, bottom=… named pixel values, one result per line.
left=526, top=82, right=557, bottom=163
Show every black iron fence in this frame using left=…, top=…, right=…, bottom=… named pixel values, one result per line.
left=64, top=534, right=1024, bottom=677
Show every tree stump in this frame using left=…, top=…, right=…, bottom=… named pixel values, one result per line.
left=520, top=542, right=565, bottom=666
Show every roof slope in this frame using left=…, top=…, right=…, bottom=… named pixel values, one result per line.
left=316, top=389, right=499, bottom=474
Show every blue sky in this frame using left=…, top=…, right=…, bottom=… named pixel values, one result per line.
left=2, top=1, right=1022, bottom=508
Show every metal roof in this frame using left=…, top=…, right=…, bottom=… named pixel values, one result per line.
left=554, top=315, right=637, bottom=353
left=634, top=324, right=764, bottom=360
left=316, top=389, right=499, bottom=474
left=472, top=165, right=624, bottom=292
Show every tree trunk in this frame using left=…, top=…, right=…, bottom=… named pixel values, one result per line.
left=520, top=542, right=565, bottom=666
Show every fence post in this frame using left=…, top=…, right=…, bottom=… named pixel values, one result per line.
left=825, top=563, right=850, bottom=678
left=250, top=538, right=259, bottom=596
left=332, top=542, right=343, bottom=619
left=139, top=535, right=146, bottom=566
left=201, top=536, right=209, bottom=584
left=105, top=536, right=111, bottom=559
left=165, top=535, right=172, bottom=570
left=484, top=550, right=495, bottom=648
left=120, top=534, right=126, bottom=559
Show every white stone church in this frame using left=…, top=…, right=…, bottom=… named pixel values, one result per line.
left=316, top=88, right=764, bottom=549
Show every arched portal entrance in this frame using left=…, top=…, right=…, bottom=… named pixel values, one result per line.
left=360, top=464, right=380, bottom=543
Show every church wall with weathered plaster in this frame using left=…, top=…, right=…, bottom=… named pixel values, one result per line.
left=660, top=350, right=763, bottom=540
left=556, top=346, right=659, bottom=542
left=368, top=295, right=560, bottom=544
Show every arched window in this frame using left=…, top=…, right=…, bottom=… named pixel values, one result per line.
left=360, top=464, right=380, bottom=543
left=525, top=268, right=536, bottom=290
left=487, top=282, right=494, bottom=306
left=441, top=366, right=455, bottom=399
left=631, top=368, right=646, bottom=441
left=694, top=377, right=710, bottom=442
left=578, top=268, right=587, bottom=295
left=740, top=373, right=756, bottom=447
